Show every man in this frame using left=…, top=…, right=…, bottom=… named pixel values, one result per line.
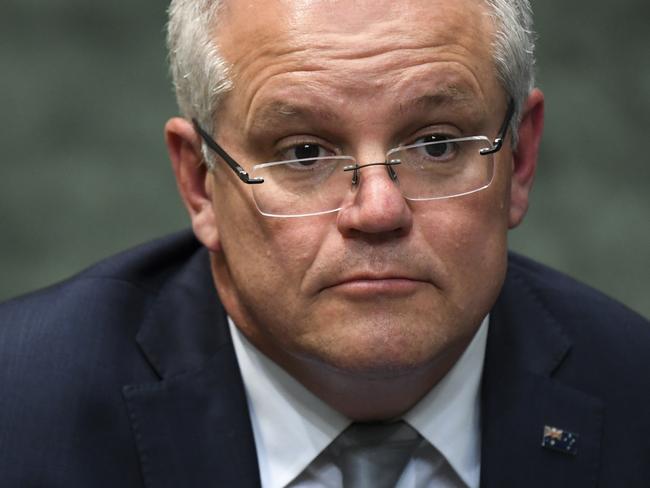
left=0, top=0, right=648, bottom=487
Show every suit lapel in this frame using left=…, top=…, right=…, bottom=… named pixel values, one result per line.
left=123, top=350, right=260, bottom=488
left=123, top=247, right=261, bottom=487
left=480, top=258, right=603, bottom=487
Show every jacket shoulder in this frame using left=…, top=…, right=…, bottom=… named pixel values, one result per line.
left=506, top=251, right=648, bottom=330
left=503, top=251, right=650, bottom=391
left=1, top=229, right=200, bottom=313
left=0, top=229, right=203, bottom=357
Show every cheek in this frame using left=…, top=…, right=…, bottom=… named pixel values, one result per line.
left=218, top=203, right=330, bottom=296
left=210, top=183, right=334, bottom=347
left=210, top=169, right=331, bottom=276
left=417, top=182, right=510, bottom=300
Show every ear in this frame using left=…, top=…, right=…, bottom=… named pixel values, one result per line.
left=509, top=88, right=545, bottom=228
left=165, top=117, right=221, bottom=252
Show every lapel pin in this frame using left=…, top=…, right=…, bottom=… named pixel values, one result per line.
left=541, top=425, right=579, bottom=456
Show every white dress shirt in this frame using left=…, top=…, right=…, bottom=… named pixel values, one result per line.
left=228, top=316, right=489, bottom=488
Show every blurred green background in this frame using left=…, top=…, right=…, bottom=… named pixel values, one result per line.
left=1, top=1, right=648, bottom=318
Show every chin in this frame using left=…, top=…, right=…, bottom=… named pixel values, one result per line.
left=296, top=316, right=456, bottom=380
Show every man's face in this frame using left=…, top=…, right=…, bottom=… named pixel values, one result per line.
left=204, top=0, right=517, bottom=377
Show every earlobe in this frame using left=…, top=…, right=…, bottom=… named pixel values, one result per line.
left=509, top=89, right=545, bottom=228
left=165, top=117, right=221, bottom=252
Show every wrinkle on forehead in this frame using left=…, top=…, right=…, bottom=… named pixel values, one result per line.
left=217, top=0, right=500, bottom=132
left=247, top=82, right=482, bottom=138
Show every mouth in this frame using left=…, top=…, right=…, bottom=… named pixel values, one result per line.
left=323, top=274, right=430, bottom=298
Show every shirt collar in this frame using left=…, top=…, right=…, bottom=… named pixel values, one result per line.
left=229, top=316, right=488, bottom=488
left=404, top=317, right=488, bottom=488
left=228, top=318, right=349, bottom=488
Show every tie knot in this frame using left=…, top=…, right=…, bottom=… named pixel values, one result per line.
left=329, top=421, right=422, bottom=488
left=336, top=421, right=421, bottom=450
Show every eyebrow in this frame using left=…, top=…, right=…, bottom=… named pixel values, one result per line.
left=248, top=100, right=339, bottom=134
left=397, top=88, right=478, bottom=114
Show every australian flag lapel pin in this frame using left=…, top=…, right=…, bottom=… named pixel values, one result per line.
left=542, top=425, right=579, bottom=455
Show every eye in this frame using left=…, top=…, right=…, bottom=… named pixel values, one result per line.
left=414, top=134, right=457, bottom=160
left=280, top=143, right=334, bottom=163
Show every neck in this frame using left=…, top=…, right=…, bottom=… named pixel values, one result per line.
left=271, top=339, right=470, bottom=421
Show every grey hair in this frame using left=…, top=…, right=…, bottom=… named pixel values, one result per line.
left=167, top=0, right=230, bottom=165
left=166, top=0, right=536, bottom=161
left=483, top=0, right=536, bottom=146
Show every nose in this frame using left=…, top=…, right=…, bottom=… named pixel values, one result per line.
left=337, top=163, right=413, bottom=238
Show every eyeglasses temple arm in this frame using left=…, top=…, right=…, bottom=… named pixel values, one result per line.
left=192, top=119, right=264, bottom=185
left=480, top=99, right=515, bottom=156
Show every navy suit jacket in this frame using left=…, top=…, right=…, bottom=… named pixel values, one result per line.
left=1, top=230, right=649, bottom=487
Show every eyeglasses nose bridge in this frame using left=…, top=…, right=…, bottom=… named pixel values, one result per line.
left=343, top=160, right=401, bottom=185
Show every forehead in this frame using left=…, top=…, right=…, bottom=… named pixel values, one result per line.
left=218, top=0, right=493, bottom=46
left=217, top=0, right=501, bottom=123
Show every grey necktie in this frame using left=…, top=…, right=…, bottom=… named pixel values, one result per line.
left=329, top=421, right=423, bottom=488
